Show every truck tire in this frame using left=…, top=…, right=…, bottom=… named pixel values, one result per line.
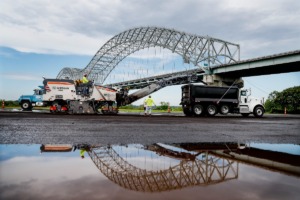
left=94, top=103, right=104, bottom=114
left=253, top=106, right=264, bottom=118
left=52, top=101, right=60, bottom=107
left=207, top=104, right=217, bottom=116
left=21, top=101, right=32, bottom=111
left=193, top=104, right=204, bottom=116
left=220, top=104, right=230, bottom=115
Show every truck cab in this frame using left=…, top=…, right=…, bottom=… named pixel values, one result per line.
left=239, top=89, right=265, bottom=117
left=18, top=86, right=44, bottom=111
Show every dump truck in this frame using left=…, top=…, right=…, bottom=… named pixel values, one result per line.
left=181, top=84, right=265, bottom=117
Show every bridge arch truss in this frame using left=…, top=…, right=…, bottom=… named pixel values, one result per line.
left=57, top=27, right=240, bottom=84
left=88, top=146, right=238, bottom=192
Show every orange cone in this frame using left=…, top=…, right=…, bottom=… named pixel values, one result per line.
left=284, top=107, right=287, bottom=115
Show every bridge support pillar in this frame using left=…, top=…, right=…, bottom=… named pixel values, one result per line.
left=203, top=74, right=244, bottom=88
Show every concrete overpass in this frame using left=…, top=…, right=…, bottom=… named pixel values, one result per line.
left=213, top=50, right=300, bottom=77
left=107, top=50, right=300, bottom=89
left=173, top=142, right=300, bottom=177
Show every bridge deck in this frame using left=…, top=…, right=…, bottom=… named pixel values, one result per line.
left=213, top=50, right=300, bottom=77
left=107, top=50, right=300, bottom=89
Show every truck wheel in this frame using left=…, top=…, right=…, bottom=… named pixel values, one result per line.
left=207, top=105, right=217, bottom=116
left=220, top=104, right=230, bottom=115
left=52, top=101, right=60, bottom=107
left=21, top=101, right=32, bottom=111
left=254, top=106, right=264, bottom=118
left=193, top=104, right=204, bottom=116
left=94, top=103, right=104, bottom=114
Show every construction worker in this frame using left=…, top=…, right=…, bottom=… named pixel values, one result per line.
left=75, top=144, right=91, bottom=159
left=80, top=149, right=86, bottom=159
left=82, top=74, right=89, bottom=84
left=144, top=95, right=156, bottom=116
left=81, top=74, right=89, bottom=96
left=143, top=100, right=147, bottom=114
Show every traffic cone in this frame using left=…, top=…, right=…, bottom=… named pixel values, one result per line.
left=284, top=107, right=287, bottom=115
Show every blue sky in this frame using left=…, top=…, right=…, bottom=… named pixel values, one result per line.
left=0, top=47, right=91, bottom=101
left=0, top=0, right=299, bottom=105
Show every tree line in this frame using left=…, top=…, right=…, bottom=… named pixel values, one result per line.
left=120, top=101, right=183, bottom=111
left=1, top=100, right=19, bottom=107
left=264, top=86, right=300, bottom=114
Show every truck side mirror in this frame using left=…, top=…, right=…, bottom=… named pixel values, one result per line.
left=247, top=88, right=251, bottom=96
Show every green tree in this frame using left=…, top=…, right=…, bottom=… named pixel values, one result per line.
left=3, top=100, right=19, bottom=107
left=264, top=91, right=280, bottom=112
left=274, top=86, right=300, bottom=111
left=155, top=101, right=169, bottom=110
left=265, top=86, right=300, bottom=113
left=268, top=91, right=279, bottom=101
left=264, top=99, right=276, bottom=112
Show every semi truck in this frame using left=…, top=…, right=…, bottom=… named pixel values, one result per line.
left=181, top=84, right=265, bottom=117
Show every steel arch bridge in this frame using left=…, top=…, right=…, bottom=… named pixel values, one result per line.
left=57, top=26, right=240, bottom=84
left=88, top=145, right=238, bottom=192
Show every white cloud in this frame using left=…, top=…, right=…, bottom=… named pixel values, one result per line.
left=0, top=0, right=119, bottom=55
left=0, top=21, right=107, bottom=55
left=1, top=156, right=98, bottom=183
left=0, top=0, right=299, bottom=57
left=0, top=73, right=42, bottom=81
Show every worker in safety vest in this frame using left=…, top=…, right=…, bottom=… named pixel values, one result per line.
left=144, top=95, right=156, bottom=116
left=81, top=74, right=89, bottom=96
left=79, top=145, right=91, bottom=159
left=80, top=149, right=86, bottom=159
left=73, top=144, right=91, bottom=159
left=82, top=74, right=89, bottom=84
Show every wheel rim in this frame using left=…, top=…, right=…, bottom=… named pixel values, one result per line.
left=207, top=105, right=217, bottom=115
left=193, top=105, right=203, bottom=115
left=256, top=108, right=263, bottom=116
left=95, top=104, right=103, bottom=114
left=221, top=105, right=229, bottom=114
left=23, top=103, right=29, bottom=108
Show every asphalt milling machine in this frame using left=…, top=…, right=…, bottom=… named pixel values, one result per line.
left=33, top=78, right=162, bottom=114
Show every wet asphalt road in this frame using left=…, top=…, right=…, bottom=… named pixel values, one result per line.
left=0, top=111, right=299, bottom=144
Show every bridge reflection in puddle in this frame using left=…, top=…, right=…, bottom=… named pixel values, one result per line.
left=0, top=143, right=299, bottom=200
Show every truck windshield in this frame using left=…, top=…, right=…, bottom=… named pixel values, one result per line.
left=241, top=90, right=247, bottom=96
left=34, top=90, right=43, bottom=95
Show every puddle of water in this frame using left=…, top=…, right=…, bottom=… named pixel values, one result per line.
left=0, top=143, right=299, bottom=200
left=249, top=143, right=300, bottom=155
